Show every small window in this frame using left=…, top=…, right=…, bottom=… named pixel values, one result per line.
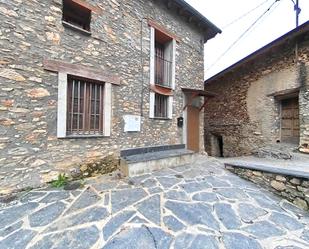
left=62, top=0, right=91, bottom=32
left=67, top=76, right=104, bottom=136
left=154, top=93, right=169, bottom=118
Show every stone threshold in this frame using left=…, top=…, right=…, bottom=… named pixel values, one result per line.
left=224, top=161, right=309, bottom=180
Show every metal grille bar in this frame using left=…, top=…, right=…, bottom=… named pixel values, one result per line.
left=67, top=77, right=104, bottom=136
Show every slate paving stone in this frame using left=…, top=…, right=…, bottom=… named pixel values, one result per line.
left=152, top=168, right=175, bottom=177
left=275, top=246, right=304, bottom=249
left=65, top=187, right=101, bottom=214
left=45, top=206, right=108, bottom=232
left=129, top=216, right=148, bottom=224
left=0, top=202, right=39, bottom=227
left=136, top=195, right=161, bottom=225
left=301, top=229, right=309, bottom=242
left=173, top=165, right=189, bottom=172
left=179, top=181, right=211, bottom=193
left=163, top=215, right=185, bottom=232
left=215, top=188, right=248, bottom=200
left=104, top=193, right=110, bottom=206
left=31, top=226, right=99, bottom=249
left=141, top=178, right=158, bottom=188
left=269, top=212, right=304, bottom=231
left=20, top=192, right=46, bottom=203
left=214, top=203, right=241, bottom=229
left=281, top=201, right=309, bottom=218
left=192, top=192, right=218, bottom=202
left=174, top=233, right=219, bottom=249
left=164, top=190, right=190, bottom=201
left=148, top=187, right=163, bottom=194
left=103, top=210, right=135, bottom=240
left=0, top=229, right=37, bottom=249
left=146, top=226, right=174, bottom=249
left=247, top=191, right=283, bottom=212
left=165, top=201, right=220, bottom=230
left=238, top=203, right=268, bottom=223
left=29, top=201, right=66, bottom=227
left=102, top=226, right=173, bottom=249
left=111, top=188, right=147, bottom=213
left=222, top=232, right=262, bottom=249
left=243, top=221, right=285, bottom=239
left=128, top=174, right=151, bottom=185
left=157, top=176, right=182, bottom=188
left=39, top=191, right=70, bottom=204
left=0, top=220, right=23, bottom=237
left=204, top=176, right=231, bottom=188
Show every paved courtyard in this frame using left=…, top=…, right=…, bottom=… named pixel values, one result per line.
left=0, top=157, right=308, bottom=249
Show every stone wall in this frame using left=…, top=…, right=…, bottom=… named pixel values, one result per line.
left=204, top=33, right=309, bottom=157
left=0, top=0, right=207, bottom=193
left=226, top=166, right=309, bottom=211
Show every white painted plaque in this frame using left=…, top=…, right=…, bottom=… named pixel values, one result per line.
left=123, top=115, right=141, bottom=132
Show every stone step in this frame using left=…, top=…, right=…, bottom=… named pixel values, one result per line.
left=120, top=145, right=196, bottom=176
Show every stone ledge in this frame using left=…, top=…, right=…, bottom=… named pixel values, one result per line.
left=225, top=162, right=309, bottom=180
left=225, top=165, right=309, bottom=211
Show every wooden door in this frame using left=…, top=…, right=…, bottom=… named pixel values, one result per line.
left=281, top=97, right=299, bottom=144
left=187, top=106, right=200, bottom=152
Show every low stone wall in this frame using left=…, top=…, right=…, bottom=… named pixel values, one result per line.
left=226, top=166, right=309, bottom=211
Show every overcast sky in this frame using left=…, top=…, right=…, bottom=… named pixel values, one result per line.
left=185, top=0, right=309, bottom=79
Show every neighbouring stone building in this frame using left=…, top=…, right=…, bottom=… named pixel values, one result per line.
left=0, top=0, right=220, bottom=193
left=204, top=21, right=309, bottom=157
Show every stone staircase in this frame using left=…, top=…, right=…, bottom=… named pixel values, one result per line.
left=120, top=144, right=196, bottom=177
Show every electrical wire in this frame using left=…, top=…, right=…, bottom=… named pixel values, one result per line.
left=222, top=0, right=272, bottom=29
left=206, top=0, right=281, bottom=72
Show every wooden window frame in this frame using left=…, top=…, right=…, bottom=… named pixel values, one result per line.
left=62, top=0, right=92, bottom=35
left=149, top=22, right=176, bottom=120
left=154, top=93, right=169, bottom=119
left=66, top=76, right=105, bottom=136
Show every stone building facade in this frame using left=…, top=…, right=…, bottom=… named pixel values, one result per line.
left=0, top=0, right=220, bottom=193
left=204, top=21, right=309, bottom=157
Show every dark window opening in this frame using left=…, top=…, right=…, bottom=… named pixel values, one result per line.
left=67, top=76, right=104, bottom=136
left=155, top=29, right=173, bottom=88
left=154, top=93, right=168, bottom=118
left=218, top=135, right=224, bottom=157
left=62, top=0, right=91, bottom=32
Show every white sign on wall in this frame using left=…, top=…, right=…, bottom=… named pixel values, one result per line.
left=123, top=115, right=141, bottom=132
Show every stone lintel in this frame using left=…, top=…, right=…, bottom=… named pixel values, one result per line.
left=43, top=59, right=121, bottom=85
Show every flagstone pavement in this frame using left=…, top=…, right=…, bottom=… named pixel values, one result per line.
left=0, top=156, right=309, bottom=249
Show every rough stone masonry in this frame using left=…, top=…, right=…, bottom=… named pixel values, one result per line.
left=204, top=22, right=309, bottom=157
left=0, top=0, right=219, bottom=193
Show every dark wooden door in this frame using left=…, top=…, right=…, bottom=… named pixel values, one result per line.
left=187, top=106, right=200, bottom=152
left=281, top=97, right=299, bottom=144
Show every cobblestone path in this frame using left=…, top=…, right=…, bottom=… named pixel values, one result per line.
left=0, top=157, right=308, bottom=249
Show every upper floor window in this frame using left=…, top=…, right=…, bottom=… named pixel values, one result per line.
left=155, top=30, right=173, bottom=88
left=62, top=0, right=91, bottom=33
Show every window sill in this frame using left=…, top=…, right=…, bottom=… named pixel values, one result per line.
left=62, top=21, right=92, bottom=36
left=151, top=117, right=172, bottom=121
left=155, top=84, right=173, bottom=90
left=61, top=134, right=108, bottom=139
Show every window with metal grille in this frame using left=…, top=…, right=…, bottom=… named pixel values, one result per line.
left=62, top=0, right=91, bottom=32
left=154, top=93, right=169, bottom=118
left=67, top=77, right=104, bottom=136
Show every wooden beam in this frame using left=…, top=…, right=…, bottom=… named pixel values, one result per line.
left=147, top=19, right=181, bottom=43
left=43, top=59, right=121, bottom=85
left=70, top=0, right=102, bottom=13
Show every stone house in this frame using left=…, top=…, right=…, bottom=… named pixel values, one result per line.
left=0, top=0, right=220, bottom=192
left=204, top=21, right=309, bottom=157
